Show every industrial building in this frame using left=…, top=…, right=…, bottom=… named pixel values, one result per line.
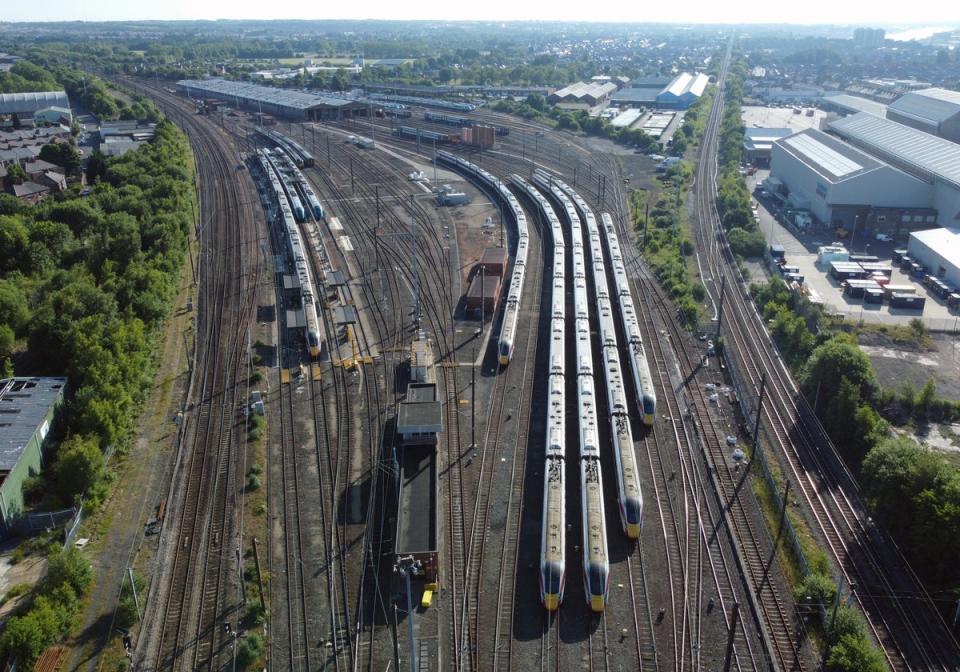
left=820, top=93, right=888, bottom=118
left=886, top=88, right=960, bottom=143
left=610, top=76, right=672, bottom=107
left=176, top=78, right=367, bottom=121
left=0, top=377, right=67, bottom=536
left=769, top=128, right=935, bottom=231
left=548, top=81, right=619, bottom=109
left=656, top=72, right=710, bottom=109
left=829, top=112, right=960, bottom=225
left=743, top=127, right=793, bottom=165
left=906, top=228, right=960, bottom=288
left=0, top=91, right=69, bottom=118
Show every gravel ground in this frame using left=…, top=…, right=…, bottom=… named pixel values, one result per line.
left=64, top=250, right=197, bottom=671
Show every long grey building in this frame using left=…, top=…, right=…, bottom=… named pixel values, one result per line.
left=0, top=91, right=69, bottom=118
left=769, top=128, right=935, bottom=230
left=176, top=78, right=367, bottom=121
left=886, top=88, right=960, bottom=143
left=829, top=112, right=960, bottom=225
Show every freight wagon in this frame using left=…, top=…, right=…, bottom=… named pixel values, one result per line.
left=393, top=126, right=458, bottom=144
left=423, top=111, right=510, bottom=136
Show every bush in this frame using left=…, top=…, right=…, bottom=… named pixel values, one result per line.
left=236, top=633, right=263, bottom=669
left=246, top=474, right=261, bottom=492
left=794, top=572, right=836, bottom=607
left=826, top=633, right=886, bottom=672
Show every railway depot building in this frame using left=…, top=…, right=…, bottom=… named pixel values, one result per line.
left=886, top=87, right=960, bottom=143
left=768, top=128, right=935, bottom=231
left=0, top=377, right=66, bottom=537
left=176, top=78, right=368, bottom=121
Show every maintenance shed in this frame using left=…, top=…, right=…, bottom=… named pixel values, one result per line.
left=743, top=127, right=793, bottom=165
left=397, top=383, right=442, bottom=445
left=887, top=87, right=960, bottom=143
left=0, top=377, right=67, bottom=536
left=907, top=227, right=960, bottom=289
left=176, top=78, right=367, bottom=121
left=0, top=91, right=69, bottom=118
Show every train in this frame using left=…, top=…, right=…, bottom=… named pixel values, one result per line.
left=513, top=174, right=610, bottom=614
left=537, top=171, right=643, bottom=540
left=257, top=149, right=322, bottom=358
left=263, top=149, right=306, bottom=221
left=270, top=147, right=324, bottom=219
left=600, top=213, right=657, bottom=426
left=368, top=92, right=478, bottom=112
left=393, top=125, right=458, bottom=145
left=423, top=111, right=511, bottom=136
left=255, top=126, right=315, bottom=167
left=434, top=151, right=528, bottom=366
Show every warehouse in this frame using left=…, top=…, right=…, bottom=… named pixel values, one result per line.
left=886, top=87, right=960, bottom=143
left=743, top=127, right=793, bottom=165
left=0, top=91, right=69, bottom=118
left=656, top=72, right=710, bottom=109
left=610, top=76, right=672, bottom=107
left=0, top=377, right=67, bottom=536
left=829, top=112, right=960, bottom=226
left=548, top=81, right=618, bottom=109
left=907, top=227, right=960, bottom=288
left=769, top=128, right=934, bottom=231
left=820, top=93, right=888, bottom=118
left=176, top=78, right=367, bottom=121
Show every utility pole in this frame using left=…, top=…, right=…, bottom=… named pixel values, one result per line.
left=715, top=274, right=727, bottom=340
left=127, top=567, right=142, bottom=622
left=722, top=602, right=740, bottom=672
left=751, top=372, right=767, bottom=459
left=350, top=155, right=355, bottom=192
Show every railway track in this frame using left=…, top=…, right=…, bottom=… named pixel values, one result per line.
left=119, top=78, right=259, bottom=672
left=689, top=46, right=960, bottom=671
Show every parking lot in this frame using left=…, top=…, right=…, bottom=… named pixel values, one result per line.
left=748, top=171, right=960, bottom=329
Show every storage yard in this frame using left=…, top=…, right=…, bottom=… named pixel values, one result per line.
left=85, top=43, right=960, bottom=672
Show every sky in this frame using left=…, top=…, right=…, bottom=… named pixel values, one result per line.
left=4, top=0, right=960, bottom=26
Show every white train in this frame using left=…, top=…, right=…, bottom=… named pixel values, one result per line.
left=600, top=212, right=657, bottom=426
left=434, top=151, right=529, bottom=365
left=270, top=147, right=324, bottom=219
left=258, top=150, right=322, bottom=358
left=263, top=148, right=306, bottom=222
left=515, top=174, right=610, bottom=614
left=537, top=171, right=644, bottom=540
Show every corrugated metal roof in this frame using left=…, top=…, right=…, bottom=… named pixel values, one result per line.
left=0, top=377, right=66, bottom=471
left=822, top=93, right=887, bottom=117
left=660, top=72, right=709, bottom=99
left=889, top=87, right=960, bottom=125
left=0, top=91, right=69, bottom=115
left=830, top=112, right=960, bottom=188
left=177, top=78, right=355, bottom=110
left=776, top=128, right=880, bottom=182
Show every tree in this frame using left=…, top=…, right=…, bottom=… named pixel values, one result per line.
left=0, top=614, right=49, bottom=668
left=52, top=435, right=104, bottom=504
left=826, top=633, right=886, bottom=672
left=45, top=547, right=93, bottom=596
left=5, top=162, right=26, bottom=185
left=86, top=150, right=108, bottom=183
left=801, top=333, right=878, bottom=407
left=39, top=143, right=81, bottom=173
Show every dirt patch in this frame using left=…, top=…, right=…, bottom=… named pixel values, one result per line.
left=0, top=555, right=46, bottom=619
left=859, top=332, right=960, bottom=400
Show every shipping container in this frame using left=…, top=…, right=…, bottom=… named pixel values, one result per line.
left=848, top=254, right=879, bottom=264
left=829, top=261, right=866, bottom=281
left=770, top=243, right=785, bottom=260
left=890, top=293, right=925, bottom=311
left=864, top=289, right=884, bottom=304
left=949, top=293, right=960, bottom=310
left=892, top=249, right=907, bottom=264
left=859, top=263, right=892, bottom=277
left=479, top=247, right=508, bottom=277
left=784, top=272, right=804, bottom=285
left=883, top=284, right=916, bottom=299
left=899, top=255, right=913, bottom=270
left=465, top=273, right=501, bottom=314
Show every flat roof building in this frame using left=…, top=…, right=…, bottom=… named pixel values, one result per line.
left=770, top=128, right=935, bottom=232
left=743, top=127, right=793, bottom=165
left=829, top=112, right=960, bottom=224
left=0, top=377, right=67, bottom=536
left=176, top=78, right=368, bottom=121
left=887, top=87, right=960, bottom=143
left=907, top=227, right=960, bottom=288
left=820, top=93, right=888, bottom=118
left=0, top=91, right=69, bottom=118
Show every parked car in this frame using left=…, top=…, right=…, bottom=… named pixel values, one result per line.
left=876, top=232, right=893, bottom=242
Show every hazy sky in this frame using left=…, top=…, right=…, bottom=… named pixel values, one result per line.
left=5, top=0, right=960, bottom=26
